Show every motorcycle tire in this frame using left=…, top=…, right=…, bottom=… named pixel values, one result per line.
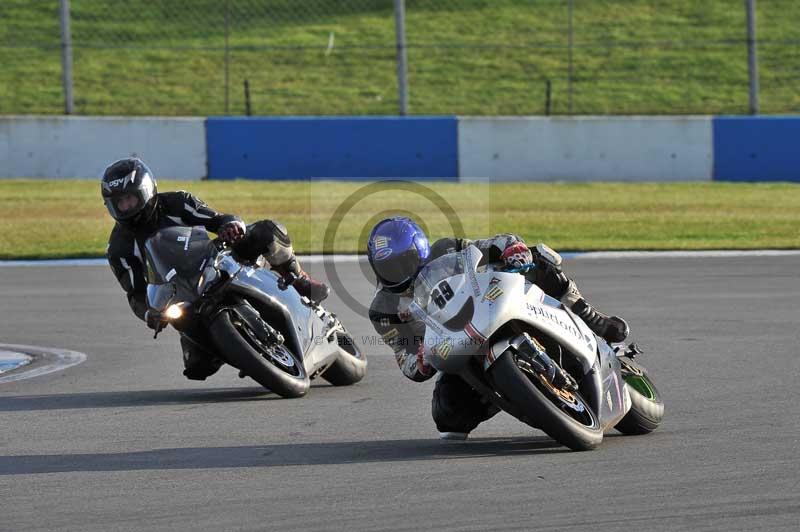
left=615, top=360, right=664, bottom=435
left=209, top=308, right=310, bottom=398
left=490, top=350, right=603, bottom=451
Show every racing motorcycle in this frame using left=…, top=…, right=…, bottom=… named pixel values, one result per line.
left=409, top=245, right=664, bottom=451
left=144, top=226, right=366, bottom=398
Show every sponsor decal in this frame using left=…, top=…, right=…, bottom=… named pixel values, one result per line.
left=373, top=236, right=390, bottom=249
left=432, top=338, right=453, bottom=359
left=372, top=235, right=392, bottom=260
left=381, top=328, right=399, bottom=343
left=526, top=303, right=583, bottom=340
left=409, top=303, right=444, bottom=335
left=107, top=170, right=137, bottom=189
left=374, top=247, right=392, bottom=260
left=396, top=351, right=411, bottom=366
left=177, top=234, right=191, bottom=251
left=482, top=284, right=503, bottom=303
left=489, top=277, right=501, bottom=285
left=467, top=268, right=481, bottom=297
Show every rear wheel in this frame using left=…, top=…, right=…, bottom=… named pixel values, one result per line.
left=490, top=350, right=603, bottom=451
left=321, top=332, right=367, bottom=386
left=615, top=359, right=664, bottom=435
left=209, top=308, right=309, bottom=398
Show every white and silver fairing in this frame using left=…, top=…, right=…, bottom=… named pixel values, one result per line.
left=414, top=245, right=598, bottom=373
left=412, top=244, right=630, bottom=429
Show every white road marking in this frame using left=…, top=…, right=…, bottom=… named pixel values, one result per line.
left=0, top=350, right=32, bottom=375
left=0, top=344, right=87, bottom=384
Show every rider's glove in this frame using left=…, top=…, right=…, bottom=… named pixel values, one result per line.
left=500, top=242, right=534, bottom=271
left=218, top=221, right=246, bottom=244
left=145, top=309, right=164, bottom=331
left=415, top=343, right=434, bottom=378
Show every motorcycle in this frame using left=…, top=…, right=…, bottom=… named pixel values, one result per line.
left=408, top=244, right=664, bottom=450
left=144, top=225, right=367, bottom=398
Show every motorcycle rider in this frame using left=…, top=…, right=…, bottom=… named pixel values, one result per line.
left=102, top=157, right=329, bottom=380
left=366, top=217, right=629, bottom=440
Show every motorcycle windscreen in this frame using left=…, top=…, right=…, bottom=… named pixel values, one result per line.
left=144, top=226, right=216, bottom=285
left=414, top=244, right=482, bottom=307
left=147, top=282, right=176, bottom=311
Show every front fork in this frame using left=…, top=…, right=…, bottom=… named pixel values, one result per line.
left=459, top=333, right=579, bottom=428
left=484, top=333, right=577, bottom=391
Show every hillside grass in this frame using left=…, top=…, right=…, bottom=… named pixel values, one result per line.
left=2, top=0, right=799, bottom=116
left=1, top=180, right=799, bottom=259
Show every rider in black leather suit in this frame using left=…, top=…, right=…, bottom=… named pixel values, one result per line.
left=102, top=157, right=329, bottom=380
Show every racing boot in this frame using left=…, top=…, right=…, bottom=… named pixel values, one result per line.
left=560, top=280, right=629, bottom=343
left=273, top=259, right=330, bottom=304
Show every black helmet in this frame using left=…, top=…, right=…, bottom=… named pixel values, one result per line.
left=100, top=158, right=158, bottom=226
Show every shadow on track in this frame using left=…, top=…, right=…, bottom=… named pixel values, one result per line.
left=0, top=437, right=569, bottom=475
left=0, top=387, right=286, bottom=411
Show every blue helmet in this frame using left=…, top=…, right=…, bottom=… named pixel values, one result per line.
left=367, top=217, right=430, bottom=292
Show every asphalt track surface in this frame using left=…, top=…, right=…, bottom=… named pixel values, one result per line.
left=1, top=255, right=798, bottom=532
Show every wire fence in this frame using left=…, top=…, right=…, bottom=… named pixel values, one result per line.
left=2, top=0, right=799, bottom=116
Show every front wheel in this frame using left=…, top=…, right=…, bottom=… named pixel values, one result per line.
left=490, top=351, right=603, bottom=451
left=209, top=308, right=309, bottom=398
left=615, top=359, right=664, bottom=435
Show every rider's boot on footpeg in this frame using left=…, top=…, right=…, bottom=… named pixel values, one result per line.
left=560, top=280, right=629, bottom=343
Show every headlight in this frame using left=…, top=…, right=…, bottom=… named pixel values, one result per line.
left=164, top=303, right=184, bottom=320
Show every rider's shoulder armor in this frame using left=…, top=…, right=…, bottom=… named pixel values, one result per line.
left=429, top=237, right=471, bottom=261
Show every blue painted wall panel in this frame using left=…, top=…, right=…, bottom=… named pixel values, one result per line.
left=207, top=117, right=458, bottom=180
left=713, top=117, right=800, bottom=182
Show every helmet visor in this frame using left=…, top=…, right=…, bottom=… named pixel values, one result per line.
left=104, top=191, right=145, bottom=221
left=115, top=193, right=141, bottom=215
left=373, top=248, right=421, bottom=289
left=102, top=172, right=156, bottom=222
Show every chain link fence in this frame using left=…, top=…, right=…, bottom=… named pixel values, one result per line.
left=2, top=0, right=799, bottom=116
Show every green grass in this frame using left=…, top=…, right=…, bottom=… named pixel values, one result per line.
left=2, top=0, right=800, bottom=116
left=1, top=180, right=799, bottom=259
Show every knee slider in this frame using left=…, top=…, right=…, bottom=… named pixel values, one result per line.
left=250, top=220, right=294, bottom=267
left=262, top=219, right=291, bottom=247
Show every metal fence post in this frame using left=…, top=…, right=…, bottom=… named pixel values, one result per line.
left=567, top=0, right=574, bottom=114
left=745, top=0, right=759, bottom=114
left=59, top=0, right=74, bottom=114
left=393, top=0, right=409, bottom=115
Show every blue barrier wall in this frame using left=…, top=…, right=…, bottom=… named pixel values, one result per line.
left=206, top=117, right=458, bottom=180
left=713, top=117, right=800, bottom=182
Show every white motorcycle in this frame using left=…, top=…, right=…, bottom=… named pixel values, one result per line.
left=408, top=245, right=664, bottom=451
